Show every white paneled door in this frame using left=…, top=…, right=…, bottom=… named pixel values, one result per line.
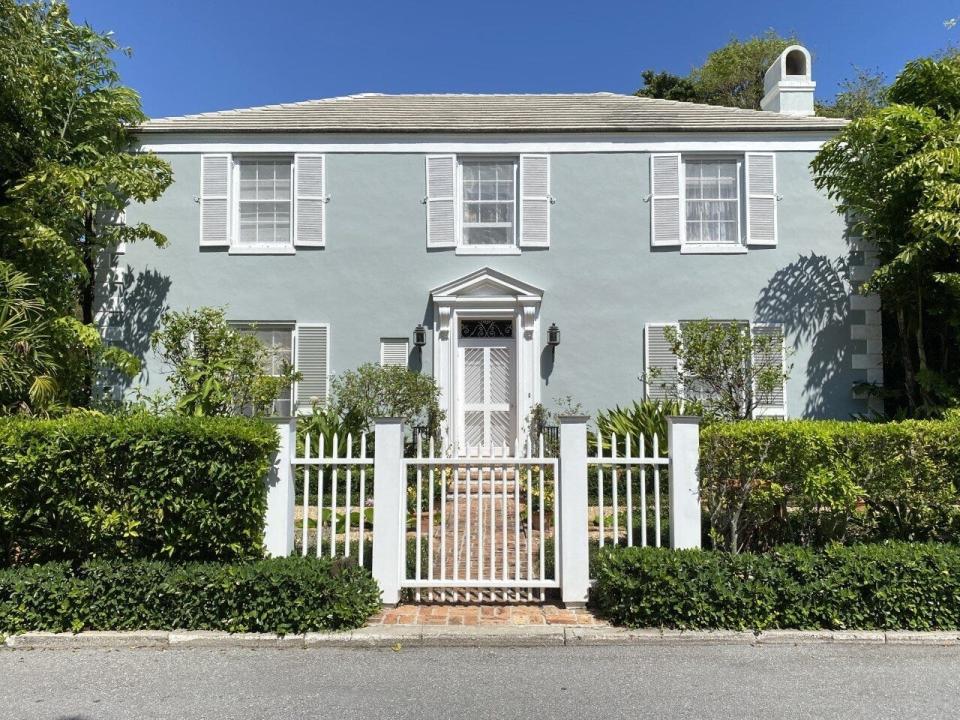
left=459, top=337, right=516, bottom=456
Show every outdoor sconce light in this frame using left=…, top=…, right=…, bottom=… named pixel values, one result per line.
left=547, top=323, right=561, bottom=348
left=413, top=324, right=427, bottom=348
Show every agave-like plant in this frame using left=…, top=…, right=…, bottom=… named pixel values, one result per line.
left=594, top=399, right=702, bottom=454
left=0, top=263, right=57, bottom=413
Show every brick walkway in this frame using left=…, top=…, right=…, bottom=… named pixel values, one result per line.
left=369, top=604, right=606, bottom=627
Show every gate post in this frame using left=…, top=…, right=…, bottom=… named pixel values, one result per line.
left=559, top=415, right=590, bottom=608
left=264, top=417, right=296, bottom=557
left=372, top=417, right=405, bottom=606
left=667, top=416, right=701, bottom=549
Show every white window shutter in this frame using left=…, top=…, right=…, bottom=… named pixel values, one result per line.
left=650, top=154, right=682, bottom=248
left=644, top=323, right=681, bottom=400
left=294, top=323, right=329, bottom=413
left=519, top=154, right=550, bottom=248
left=425, top=155, right=456, bottom=248
left=200, top=154, right=231, bottom=246
left=380, top=338, right=409, bottom=367
left=751, top=323, right=787, bottom=417
left=746, top=153, right=777, bottom=246
left=295, top=154, right=325, bottom=247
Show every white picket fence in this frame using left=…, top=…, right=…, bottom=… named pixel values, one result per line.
left=263, top=415, right=701, bottom=607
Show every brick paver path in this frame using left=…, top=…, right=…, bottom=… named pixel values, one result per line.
left=369, top=604, right=606, bottom=627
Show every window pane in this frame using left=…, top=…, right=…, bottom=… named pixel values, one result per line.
left=684, top=159, right=740, bottom=245
left=460, top=159, right=517, bottom=246
left=465, top=226, right=511, bottom=245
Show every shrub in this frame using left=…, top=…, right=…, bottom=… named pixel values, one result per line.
left=0, top=557, right=380, bottom=634
left=0, top=414, right=278, bottom=565
left=594, top=543, right=960, bottom=630
left=700, top=419, right=960, bottom=552
left=594, top=399, right=701, bottom=454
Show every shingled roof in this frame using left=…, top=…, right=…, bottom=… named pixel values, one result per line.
left=138, top=92, right=845, bottom=134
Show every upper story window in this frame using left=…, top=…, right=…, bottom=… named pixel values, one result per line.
left=683, top=158, right=742, bottom=247
left=236, top=157, right=293, bottom=250
left=650, top=152, right=777, bottom=253
left=425, top=154, right=550, bottom=253
left=460, top=159, right=517, bottom=250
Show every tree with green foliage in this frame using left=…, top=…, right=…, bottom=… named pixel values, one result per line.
left=149, top=308, right=298, bottom=417
left=636, top=31, right=797, bottom=110
left=812, top=56, right=960, bottom=415
left=816, top=67, right=889, bottom=119
left=0, top=262, right=56, bottom=412
left=646, top=321, right=790, bottom=422
left=0, top=0, right=172, bottom=411
left=330, top=363, right=444, bottom=438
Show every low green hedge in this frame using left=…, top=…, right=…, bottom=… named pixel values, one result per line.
left=594, top=543, right=960, bottom=630
left=700, top=419, right=960, bottom=551
left=0, top=557, right=380, bottom=634
left=0, top=414, right=278, bottom=566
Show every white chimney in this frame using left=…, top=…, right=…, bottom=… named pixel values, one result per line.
left=761, top=45, right=815, bottom=116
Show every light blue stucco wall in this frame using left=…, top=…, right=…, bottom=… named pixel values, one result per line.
left=111, top=145, right=862, bottom=419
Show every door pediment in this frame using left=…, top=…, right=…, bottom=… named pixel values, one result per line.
left=431, top=267, right=543, bottom=304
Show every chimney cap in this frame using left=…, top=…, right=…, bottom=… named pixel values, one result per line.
left=761, top=45, right=816, bottom=117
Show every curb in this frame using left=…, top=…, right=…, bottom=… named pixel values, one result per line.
left=4, top=627, right=960, bottom=650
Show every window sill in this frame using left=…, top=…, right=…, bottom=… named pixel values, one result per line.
left=227, top=246, right=296, bottom=256
left=680, top=243, right=748, bottom=255
left=455, top=245, right=522, bottom=256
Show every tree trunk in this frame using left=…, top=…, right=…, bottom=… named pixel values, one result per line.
left=897, top=307, right=918, bottom=415
left=78, top=211, right=97, bottom=405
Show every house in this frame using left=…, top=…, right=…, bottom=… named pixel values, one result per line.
left=100, top=45, right=883, bottom=448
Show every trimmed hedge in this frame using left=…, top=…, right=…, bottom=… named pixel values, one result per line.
left=700, top=419, right=960, bottom=551
left=0, top=557, right=380, bottom=634
left=594, top=543, right=960, bottom=630
left=0, top=415, right=278, bottom=566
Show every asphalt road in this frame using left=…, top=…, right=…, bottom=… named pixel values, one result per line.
left=1, top=644, right=958, bottom=719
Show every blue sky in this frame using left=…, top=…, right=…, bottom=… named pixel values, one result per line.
left=71, top=0, right=958, bottom=118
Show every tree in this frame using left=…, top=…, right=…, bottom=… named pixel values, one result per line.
left=816, top=67, right=888, bottom=119
left=330, top=364, right=444, bottom=437
left=0, top=262, right=56, bottom=413
left=648, top=321, right=790, bottom=422
left=636, top=31, right=797, bottom=110
left=811, top=56, right=960, bottom=415
left=149, top=308, right=299, bottom=417
left=0, top=1, right=172, bottom=411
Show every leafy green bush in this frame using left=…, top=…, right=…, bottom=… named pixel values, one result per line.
left=0, top=557, right=380, bottom=634
left=700, top=419, right=960, bottom=552
left=0, top=414, right=278, bottom=565
left=594, top=543, right=960, bottom=630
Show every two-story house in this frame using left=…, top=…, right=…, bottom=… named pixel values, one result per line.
left=102, top=46, right=883, bottom=449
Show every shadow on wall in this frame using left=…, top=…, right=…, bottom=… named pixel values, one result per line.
left=755, top=252, right=851, bottom=417
left=100, top=266, right=171, bottom=398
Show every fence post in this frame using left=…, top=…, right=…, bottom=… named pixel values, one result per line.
left=559, top=415, right=590, bottom=608
left=667, top=416, right=701, bottom=550
left=372, top=417, right=405, bottom=606
left=264, top=417, right=297, bottom=557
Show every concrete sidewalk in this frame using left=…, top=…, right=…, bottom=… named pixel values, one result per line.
left=5, top=626, right=960, bottom=649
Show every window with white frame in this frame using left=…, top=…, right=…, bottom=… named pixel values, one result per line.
left=460, top=159, right=517, bottom=247
left=236, top=157, right=293, bottom=249
left=683, top=157, right=742, bottom=247
left=231, top=323, right=294, bottom=416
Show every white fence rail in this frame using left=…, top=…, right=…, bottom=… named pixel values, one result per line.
left=401, top=436, right=558, bottom=603
left=263, top=414, right=702, bottom=608
left=589, top=432, right=669, bottom=551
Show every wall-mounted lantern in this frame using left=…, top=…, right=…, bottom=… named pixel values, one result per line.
left=547, top=323, right=561, bottom=348
left=413, top=324, right=427, bottom=348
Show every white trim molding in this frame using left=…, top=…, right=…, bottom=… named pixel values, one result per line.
left=431, top=267, right=543, bottom=449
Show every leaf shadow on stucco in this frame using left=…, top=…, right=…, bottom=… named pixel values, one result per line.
left=99, top=266, right=171, bottom=398
left=755, top=252, right=851, bottom=417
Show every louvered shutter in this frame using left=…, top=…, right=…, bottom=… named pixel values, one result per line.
left=295, top=324, right=329, bottom=413
left=200, top=154, right=231, bottom=246
left=650, top=154, right=682, bottom=248
left=746, top=153, right=777, bottom=246
left=295, top=154, right=325, bottom=247
left=519, top=154, right=550, bottom=247
left=380, top=338, right=409, bottom=367
left=425, top=155, right=456, bottom=248
left=751, top=323, right=786, bottom=417
left=644, top=323, right=681, bottom=400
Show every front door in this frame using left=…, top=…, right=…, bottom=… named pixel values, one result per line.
left=459, top=320, right=516, bottom=455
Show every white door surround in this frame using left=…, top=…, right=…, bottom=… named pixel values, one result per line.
left=431, top=267, right=543, bottom=452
